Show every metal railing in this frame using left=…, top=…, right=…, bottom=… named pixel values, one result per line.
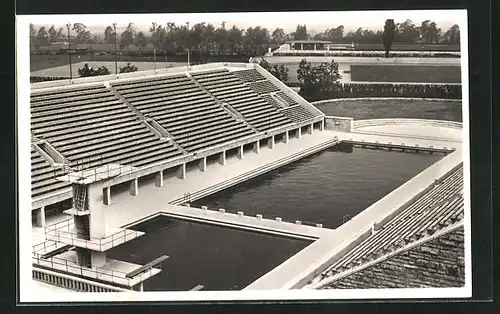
left=33, top=267, right=131, bottom=292
left=45, top=218, right=142, bottom=251
left=32, top=251, right=156, bottom=287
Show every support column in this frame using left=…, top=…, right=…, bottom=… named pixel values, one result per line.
left=35, top=206, right=46, bottom=228
left=155, top=171, right=164, bottom=187
left=218, top=151, right=226, bottom=165
left=237, top=145, right=244, bottom=159
left=199, top=157, right=207, bottom=172
left=283, top=131, right=289, bottom=143
left=268, top=135, right=275, bottom=149
left=308, top=123, right=313, bottom=134
left=139, top=282, right=144, bottom=292
left=297, top=127, right=302, bottom=139
left=103, top=187, right=111, bottom=205
left=129, top=178, right=139, bottom=196
left=253, top=141, right=260, bottom=154
left=177, top=163, right=186, bottom=179
left=90, top=251, right=107, bottom=268
left=319, top=120, right=325, bottom=131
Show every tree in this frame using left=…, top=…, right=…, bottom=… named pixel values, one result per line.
left=396, top=19, right=420, bottom=43
left=48, top=26, right=57, bottom=43
left=135, top=31, right=148, bottom=49
left=259, top=58, right=289, bottom=82
left=36, top=27, right=49, bottom=46
left=227, top=25, right=243, bottom=54
left=441, top=24, right=460, bottom=45
left=120, top=23, right=135, bottom=51
left=271, top=28, right=285, bottom=45
left=297, top=58, right=341, bottom=97
left=293, top=25, right=309, bottom=41
left=72, top=23, right=91, bottom=43
left=77, top=63, right=111, bottom=77
left=104, top=26, right=115, bottom=44
left=119, top=63, right=139, bottom=73
left=382, top=19, right=396, bottom=58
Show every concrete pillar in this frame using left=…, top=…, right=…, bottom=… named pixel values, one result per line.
left=199, top=157, right=207, bottom=172
left=130, top=178, right=139, bottom=196
left=91, top=251, right=107, bottom=268
left=297, top=127, right=302, bottom=139
left=177, top=163, right=186, bottom=179
left=219, top=151, right=226, bottom=165
left=268, top=135, right=275, bottom=149
left=35, top=206, right=46, bottom=228
left=319, top=120, right=325, bottom=131
left=283, top=131, right=289, bottom=143
left=139, top=282, right=144, bottom=292
left=253, top=141, right=260, bottom=154
left=301, top=43, right=303, bottom=50
left=308, top=123, right=313, bottom=134
left=103, top=187, right=111, bottom=205
left=237, top=145, right=244, bottom=159
left=155, top=171, right=164, bottom=187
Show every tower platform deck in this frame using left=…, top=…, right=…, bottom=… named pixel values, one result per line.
left=33, top=250, right=161, bottom=288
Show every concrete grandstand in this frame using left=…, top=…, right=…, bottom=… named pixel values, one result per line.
left=29, top=62, right=465, bottom=294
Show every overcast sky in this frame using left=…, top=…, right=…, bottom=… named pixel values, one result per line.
left=30, top=10, right=466, bottom=34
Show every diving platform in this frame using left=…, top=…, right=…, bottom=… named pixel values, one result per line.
left=33, top=250, right=161, bottom=288
left=56, top=164, right=136, bottom=185
left=45, top=218, right=145, bottom=252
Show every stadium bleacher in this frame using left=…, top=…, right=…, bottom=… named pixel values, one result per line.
left=31, top=145, right=71, bottom=199
left=30, top=84, right=184, bottom=170
left=110, top=74, right=256, bottom=152
left=280, top=105, right=316, bottom=123
left=318, top=165, right=464, bottom=282
left=191, top=69, right=294, bottom=132
left=232, top=69, right=267, bottom=83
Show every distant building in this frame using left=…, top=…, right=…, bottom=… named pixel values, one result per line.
left=286, top=40, right=331, bottom=51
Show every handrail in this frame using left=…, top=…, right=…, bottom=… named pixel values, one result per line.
left=32, top=251, right=155, bottom=287
left=45, top=218, right=142, bottom=251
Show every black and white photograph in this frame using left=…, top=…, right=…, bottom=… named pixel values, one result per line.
left=16, top=9, right=471, bottom=302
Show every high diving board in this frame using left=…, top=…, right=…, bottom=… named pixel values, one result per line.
left=56, top=163, right=136, bottom=184
left=125, top=255, right=169, bottom=279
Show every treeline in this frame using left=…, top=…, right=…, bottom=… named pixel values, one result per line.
left=30, top=19, right=460, bottom=56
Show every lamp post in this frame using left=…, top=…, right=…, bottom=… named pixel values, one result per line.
left=186, top=48, right=190, bottom=68
left=113, top=23, right=118, bottom=76
left=66, top=24, right=72, bottom=80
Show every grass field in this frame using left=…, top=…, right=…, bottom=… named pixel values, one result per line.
left=313, top=99, right=462, bottom=122
left=350, top=65, right=462, bottom=83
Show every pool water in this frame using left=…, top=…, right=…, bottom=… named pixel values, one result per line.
left=192, top=143, right=444, bottom=229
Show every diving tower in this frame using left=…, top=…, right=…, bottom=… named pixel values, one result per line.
left=33, top=164, right=167, bottom=291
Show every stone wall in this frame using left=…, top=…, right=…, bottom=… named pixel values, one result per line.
left=324, top=116, right=353, bottom=132
left=325, top=227, right=465, bottom=289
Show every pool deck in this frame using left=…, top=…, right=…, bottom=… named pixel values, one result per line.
left=32, top=123, right=463, bottom=290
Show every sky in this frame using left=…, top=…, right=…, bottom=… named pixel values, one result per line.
left=29, top=10, right=466, bottom=35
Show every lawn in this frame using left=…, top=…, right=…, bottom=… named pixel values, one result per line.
left=350, top=65, right=462, bottom=83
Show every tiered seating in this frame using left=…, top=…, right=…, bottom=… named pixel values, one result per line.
left=111, top=74, right=255, bottom=152
left=323, top=226, right=465, bottom=289
left=31, top=84, right=183, bottom=170
left=191, top=69, right=293, bottom=132
left=321, top=166, right=464, bottom=278
left=261, top=94, right=285, bottom=110
left=248, top=80, right=281, bottom=94
left=232, top=69, right=266, bottom=82
left=31, top=145, right=71, bottom=198
left=280, top=105, right=316, bottom=123
left=276, top=91, right=298, bottom=106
